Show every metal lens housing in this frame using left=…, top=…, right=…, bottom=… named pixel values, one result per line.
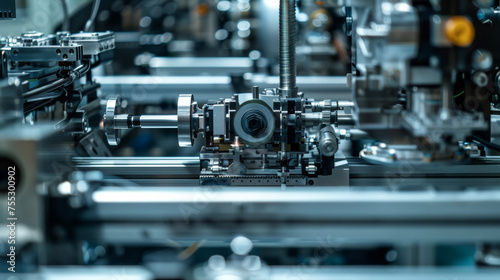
left=233, top=100, right=275, bottom=146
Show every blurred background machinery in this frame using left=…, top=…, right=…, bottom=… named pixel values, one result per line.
left=1, top=0, right=500, bottom=280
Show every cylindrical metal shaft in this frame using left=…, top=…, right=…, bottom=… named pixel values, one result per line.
left=138, top=115, right=177, bottom=128
left=114, top=114, right=177, bottom=129
left=279, top=0, right=297, bottom=98
left=337, top=114, right=356, bottom=126
left=441, top=73, right=452, bottom=121
left=302, top=112, right=355, bottom=127
left=311, top=100, right=355, bottom=112
left=319, top=126, right=338, bottom=157
left=253, top=86, right=259, bottom=99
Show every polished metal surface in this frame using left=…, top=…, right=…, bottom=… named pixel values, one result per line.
left=266, top=267, right=500, bottom=280
left=81, top=187, right=500, bottom=244
left=73, top=155, right=500, bottom=188
left=137, top=115, right=177, bottom=129
left=0, top=266, right=154, bottom=280
left=96, top=75, right=351, bottom=102
left=177, top=94, right=194, bottom=147
left=73, top=157, right=200, bottom=178
left=9, top=45, right=83, bottom=62
left=318, top=126, right=338, bottom=157
left=149, top=57, right=253, bottom=76
left=114, top=114, right=129, bottom=129
left=212, top=104, right=226, bottom=136
left=104, top=98, right=120, bottom=145
left=67, top=31, right=115, bottom=56
left=2, top=267, right=499, bottom=280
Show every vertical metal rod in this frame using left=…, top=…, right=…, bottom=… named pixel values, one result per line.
left=279, top=0, right=297, bottom=98
left=253, top=86, right=259, bottom=99
left=441, top=73, right=452, bottom=121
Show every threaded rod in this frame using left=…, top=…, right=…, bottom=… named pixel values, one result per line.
left=279, top=0, right=297, bottom=98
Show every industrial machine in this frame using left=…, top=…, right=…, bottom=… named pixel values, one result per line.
left=1, top=0, right=500, bottom=279
left=104, top=90, right=354, bottom=186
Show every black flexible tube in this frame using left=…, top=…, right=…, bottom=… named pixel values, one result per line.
left=84, top=0, right=101, bottom=32
left=23, top=76, right=73, bottom=99
left=472, top=135, right=500, bottom=152
left=23, top=63, right=90, bottom=99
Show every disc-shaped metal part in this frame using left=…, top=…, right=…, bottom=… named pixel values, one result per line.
left=233, top=100, right=275, bottom=146
left=104, top=98, right=120, bottom=146
left=178, top=94, right=194, bottom=147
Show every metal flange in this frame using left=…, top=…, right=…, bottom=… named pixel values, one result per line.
left=104, top=98, right=120, bottom=146
left=177, top=94, right=195, bottom=147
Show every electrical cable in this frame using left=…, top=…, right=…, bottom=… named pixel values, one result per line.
left=23, top=62, right=90, bottom=99
left=24, top=90, right=63, bottom=114
left=23, top=76, right=72, bottom=99
left=84, top=0, right=101, bottom=32
left=472, top=135, right=500, bottom=152
left=453, top=90, right=464, bottom=98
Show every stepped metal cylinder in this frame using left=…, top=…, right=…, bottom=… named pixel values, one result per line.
left=113, top=115, right=177, bottom=129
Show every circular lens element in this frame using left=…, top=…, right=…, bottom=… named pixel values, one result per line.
left=241, top=109, right=268, bottom=137
left=233, top=100, right=275, bottom=146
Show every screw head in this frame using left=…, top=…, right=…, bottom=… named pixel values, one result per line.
left=472, top=49, right=493, bottom=70
left=230, top=236, right=253, bottom=256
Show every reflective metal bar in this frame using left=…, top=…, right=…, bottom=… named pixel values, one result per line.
left=79, top=187, right=500, bottom=243
left=96, top=75, right=351, bottom=103
left=138, top=115, right=177, bottom=128
left=113, top=114, right=178, bottom=129
left=73, top=157, right=200, bottom=178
